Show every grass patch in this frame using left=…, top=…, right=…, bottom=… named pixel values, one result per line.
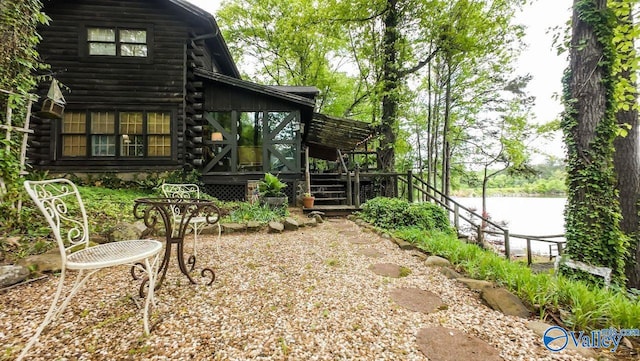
left=394, top=227, right=640, bottom=330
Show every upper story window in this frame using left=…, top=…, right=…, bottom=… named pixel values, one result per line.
left=87, top=27, right=147, bottom=57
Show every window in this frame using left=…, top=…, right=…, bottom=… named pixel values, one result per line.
left=87, top=27, right=147, bottom=57
left=61, top=111, right=171, bottom=158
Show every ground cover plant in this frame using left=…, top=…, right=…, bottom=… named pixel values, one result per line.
left=358, top=197, right=640, bottom=331
left=1, top=176, right=287, bottom=264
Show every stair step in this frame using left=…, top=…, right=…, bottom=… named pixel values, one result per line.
left=310, top=184, right=345, bottom=189
left=315, top=197, right=347, bottom=202
left=315, top=190, right=345, bottom=195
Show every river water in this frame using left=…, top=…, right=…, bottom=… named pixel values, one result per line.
left=453, top=197, right=567, bottom=255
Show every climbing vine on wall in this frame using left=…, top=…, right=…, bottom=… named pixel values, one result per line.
left=0, top=0, right=48, bottom=229
left=561, top=0, right=628, bottom=286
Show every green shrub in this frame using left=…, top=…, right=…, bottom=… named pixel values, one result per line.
left=359, top=197, right=453, bottom=234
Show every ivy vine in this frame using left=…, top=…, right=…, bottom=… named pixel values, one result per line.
left=0, top=0, right=48, bottom=231
left=561, top=0, right=628, bottom=286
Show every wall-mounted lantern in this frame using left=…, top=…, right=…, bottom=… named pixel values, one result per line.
left=38, top=79, right=66, bottom=119
left=211, top=132, right=223, bottom=141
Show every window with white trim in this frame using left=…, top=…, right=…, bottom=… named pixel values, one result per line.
left=87, top=27, right=147, bottom=57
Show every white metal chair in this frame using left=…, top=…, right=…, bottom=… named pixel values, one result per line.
left=161, top=183, right=222, bottom=258
left=19, top=179, right=162, bottom=360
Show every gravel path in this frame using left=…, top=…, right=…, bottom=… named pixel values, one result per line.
left=1, top=218, right=593, bottom=360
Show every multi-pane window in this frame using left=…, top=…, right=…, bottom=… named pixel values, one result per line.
left=90, top=112, right=116, bottom=156
left=87, top=27, right=147, bottom=57
left=62, top=112, right=86, bottom=157
left=120, top=112, right=143, bottom=156
left=61, top=111, right=171, bottom=158
left=147, top=112, right=171, bottom=156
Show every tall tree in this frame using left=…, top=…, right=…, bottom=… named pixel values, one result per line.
left=561, top=0, right=627, bottom=285
left=610, top=0, right=640, bottom=288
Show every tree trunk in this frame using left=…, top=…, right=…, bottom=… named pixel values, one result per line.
left=378, top=0, right=399, bottom=197
left=441, top=62, right=452, bottom=200
left=613, top=3, right=640, bottom=289
left=563, top=0, right=626, bottom=284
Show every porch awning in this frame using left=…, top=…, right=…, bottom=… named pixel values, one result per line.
left=305, top=113, right=374, bottom=160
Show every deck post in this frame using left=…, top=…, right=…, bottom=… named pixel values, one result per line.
left=454, top=204, right=459, bottom=230
left=526, top=238, right=532, bottom=266
left=346, top=171, right=353, bottom=206
left=354, top=166, right=361, bottom=208
left=407, top=170, right=413, bottom=203
left=504, top=229, right=511, bottom=260
left=305, top=146, right=311, bottom=194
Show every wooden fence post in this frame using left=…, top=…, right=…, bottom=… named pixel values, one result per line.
left=407, top=170, right=413, bottom=203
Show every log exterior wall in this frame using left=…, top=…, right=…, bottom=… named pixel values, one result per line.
left=29, top=0, right=215, bottom=172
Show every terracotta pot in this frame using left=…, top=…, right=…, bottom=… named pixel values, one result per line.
left=302, top=196, right=315, bottom=208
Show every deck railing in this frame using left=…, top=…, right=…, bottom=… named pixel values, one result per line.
left=343, top=168, right=565, bottom=265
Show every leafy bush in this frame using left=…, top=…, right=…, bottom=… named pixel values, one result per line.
left=358, top=197, right=453, bottom=234
left=258, top=172, right=287, bottom=197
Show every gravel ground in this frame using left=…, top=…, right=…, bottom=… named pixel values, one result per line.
left=1, top=218, right=594, bottom=360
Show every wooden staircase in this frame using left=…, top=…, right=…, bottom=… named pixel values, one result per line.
left=304, top=174, right=360, bottom=216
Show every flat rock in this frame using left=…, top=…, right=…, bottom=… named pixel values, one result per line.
left=394, top=238, right=416, bottom=250
left=283, top=218, right=299, bottom=231
left=440, top=267, right=463, bottom=279
left=357, top=248, right=384, bottom=258
left=425, top=255, right=451, bottom=267
left=0, top=265, right=30, bottom=288
left=106, top=222, right=142, bottom=242
left=457, top=277, right=494, bottom=290
left=481, top=287, right=530, bottom=318
left=416, top=327, right=503, bottom=361
left=390, top=288, right=446, bottom=314
left=348, top=237, right=376, bottom=245
left=300, top=218, right=317, bottom=227
left=268, top=221, right=284, bottom=233
left=222, top=223, right=247, bottom=233
left=246, top=221, right=262, bottom=232
left=526, top=321, right=597, bottom=358
left=18, top=250, right=62, bottom=273
left=369, top=263, right=406, bottom=278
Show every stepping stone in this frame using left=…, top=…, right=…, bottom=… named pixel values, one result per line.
left=369, top=263, right=409, bottom=278
left=339, top=230, right=359, bottom=237
left=348, top=237, right=376, bottom=245
left=357, top=248, right=384, bottom=258
left=390, top=288, right=445, bottom=314
left=416, top=327, right=503, bottom=361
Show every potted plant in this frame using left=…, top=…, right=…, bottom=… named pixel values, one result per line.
left=302, top=192, right=315, bottom=209
left=258, top=173, right=288, bottom=208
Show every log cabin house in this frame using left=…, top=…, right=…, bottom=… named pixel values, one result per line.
left=28, top=0, right=374, bottom=206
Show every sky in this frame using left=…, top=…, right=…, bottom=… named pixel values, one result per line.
left=187, top=0, right=572, bottom=159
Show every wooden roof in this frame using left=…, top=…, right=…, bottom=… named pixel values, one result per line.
left=195, top=69, right=317, bottom=107
left=306, top=113, right=374, bottom=160
left=170, top=0, right=241, bottom=78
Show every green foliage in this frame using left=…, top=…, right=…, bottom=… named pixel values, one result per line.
left=0, top=0, right=48, bottom=230
left=358, top=197, right=453, bottom=234
left=258, top=173, right=287, bottom=197
left=393, top=227, right=640, bottom=330
left=223, top=201, right=288, bottom=223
